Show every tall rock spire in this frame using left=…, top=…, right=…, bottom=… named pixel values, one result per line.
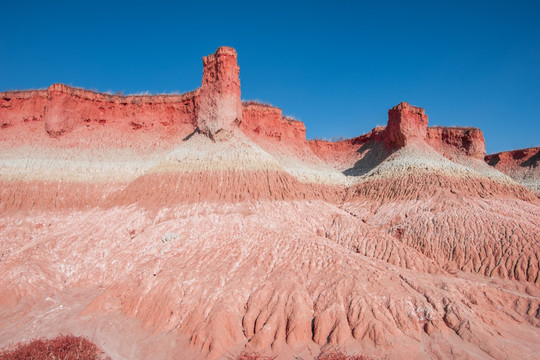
left=197, top=46, right=242, bottom=140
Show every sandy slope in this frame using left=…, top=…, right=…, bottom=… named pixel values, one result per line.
left=1, top=200, right=539, bottom=360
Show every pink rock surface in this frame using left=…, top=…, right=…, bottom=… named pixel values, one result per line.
left=0, top=47, right=539, bottom=360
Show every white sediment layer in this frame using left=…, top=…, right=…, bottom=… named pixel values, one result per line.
left=0, top=145, right=162, bottom=182
left=0, top=132, right=515, bottom=187
left=361, top=143, right=515, bottom=184
left=151, top=132, right=284, bottom=173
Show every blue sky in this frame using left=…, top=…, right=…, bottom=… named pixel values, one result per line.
left=1, top=0, right=538, bottom=153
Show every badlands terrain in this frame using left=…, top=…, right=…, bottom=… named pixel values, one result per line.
left=0, top=47, right=539, bottom=359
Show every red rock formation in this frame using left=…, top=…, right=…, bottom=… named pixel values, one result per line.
left=240, top=102, right=307, bottom=146
left=486, top=147, right=540, bottom=193
left=0, top=47, right=539, bottom=360
left=197, top=46, right=242, bottom=140
left=486, top=146, right=540, bottom=169
left=383, top=102, right=428, bottom=149
left=0, top=84, right=198, bottom=148
left=307, top=103, right=486, bottom=168
left=427, top=126, right=486, bottom=159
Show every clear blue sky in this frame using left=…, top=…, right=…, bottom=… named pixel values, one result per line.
left=1, top=1, right=538, bottom=153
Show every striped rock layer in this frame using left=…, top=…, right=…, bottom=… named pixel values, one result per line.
left=0, top=47, right=539, bottom=360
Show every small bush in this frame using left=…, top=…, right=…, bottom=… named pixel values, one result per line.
left=0, top=334, right=103, bottom=360
left=316, top=349, right=372, bottom=360
left=229, top=349, right=370, bottom=360
left=283, top=115, right=299, bottom=122
left=230, top=351, right=277, bottom=360
left=242, top=99, right=273, bottom=107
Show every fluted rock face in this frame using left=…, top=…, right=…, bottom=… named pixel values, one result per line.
left=0, top=47, right=539, bottom=360
left=197, top=46, right=242, bottom=140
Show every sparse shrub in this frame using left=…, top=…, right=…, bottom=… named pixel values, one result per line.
left=283, top=115, right=298, bottom=122
left=230, top=351, right=277, bottom=360
left=331, top=136, right=346, bottom=142
left=0, top=334, right=103, bottom=360
left=229, top=349, right=371, bottom=360
left=130, top=91, right=150, bottom=96
left=242, top=99, right=273, bottom=107
left=316, top=349, right=372, bottom=360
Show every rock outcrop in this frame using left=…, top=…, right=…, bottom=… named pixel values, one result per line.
left=383, top=102, right=428, bottom=149
left=427, top=126, right=486, bottom=159
left=0, top=47, right=539, bottom=360
left=0, top=84, right=199, bottom=148
left=307, top=103, right=487, bottom=171
left=486, top=147, right=540, bottom=194
left=240, top=102, right=307, bottom=146
left=197, top=46, right=242, bottom=140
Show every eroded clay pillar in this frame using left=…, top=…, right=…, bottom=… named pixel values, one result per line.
left=197, top=46, right=242, bottom=140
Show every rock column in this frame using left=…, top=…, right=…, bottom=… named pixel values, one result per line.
left=197, top=46, right=242, bottom=140
left=384, top=102, right=429, bottom=149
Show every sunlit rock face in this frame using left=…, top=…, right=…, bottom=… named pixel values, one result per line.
left=197, top=46, right=242, bottom=140
left=383, top=101, right=428, bottom=149
left=0, top=47, right=539, bottom=360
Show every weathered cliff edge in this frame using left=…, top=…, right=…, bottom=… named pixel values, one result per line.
left=0, top=85, right=486, bottom=160
left=0, top=47, right=539, bottom=360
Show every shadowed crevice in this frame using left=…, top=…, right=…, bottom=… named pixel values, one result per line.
left=342, top=141, right=389, bottom=177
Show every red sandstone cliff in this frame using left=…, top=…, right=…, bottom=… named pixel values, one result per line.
left=1, top=84, right=199, bottom=134
left=0, top=58, right=487, bottom=165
